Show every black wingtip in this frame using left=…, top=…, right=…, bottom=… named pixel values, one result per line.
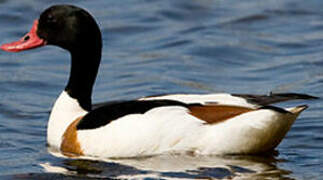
left=260, top=105, right=290, bottom=113
left=269, top=92, right=319, bottom=100
left=233, top=92, right=319, bottom=106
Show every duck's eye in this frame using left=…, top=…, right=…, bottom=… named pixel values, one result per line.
left=47, top=14, right=56, bottom=23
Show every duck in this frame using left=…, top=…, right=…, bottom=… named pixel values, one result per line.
left=0, top=5, right=318, bottom=158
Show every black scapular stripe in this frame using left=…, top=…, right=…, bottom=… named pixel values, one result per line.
left=77, top=100, right=194, bottom=130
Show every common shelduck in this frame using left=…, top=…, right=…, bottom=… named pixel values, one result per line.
left=0, top=5, right=317, bottom=158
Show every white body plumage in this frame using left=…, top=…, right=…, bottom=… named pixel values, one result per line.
left=48, top=91, right=303, bottom=158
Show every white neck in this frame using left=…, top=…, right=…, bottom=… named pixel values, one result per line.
left=47, top=91, right=88, bottom=149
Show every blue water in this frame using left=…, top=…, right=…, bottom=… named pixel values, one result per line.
left=0, top=0, right=322, bottom=179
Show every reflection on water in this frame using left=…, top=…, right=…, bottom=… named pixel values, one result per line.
left=35, top=150, right=289, bottom=179
left=0, top=0, right=322, bottom=179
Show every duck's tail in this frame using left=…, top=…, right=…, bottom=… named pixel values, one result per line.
left=287, top=105, right=308, bottom=115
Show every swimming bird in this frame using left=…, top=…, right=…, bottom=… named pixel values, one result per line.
left=0, top=5, right=317, bottom=158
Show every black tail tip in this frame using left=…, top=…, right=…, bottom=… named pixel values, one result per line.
left=289, top=105, right=309, bottom=114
